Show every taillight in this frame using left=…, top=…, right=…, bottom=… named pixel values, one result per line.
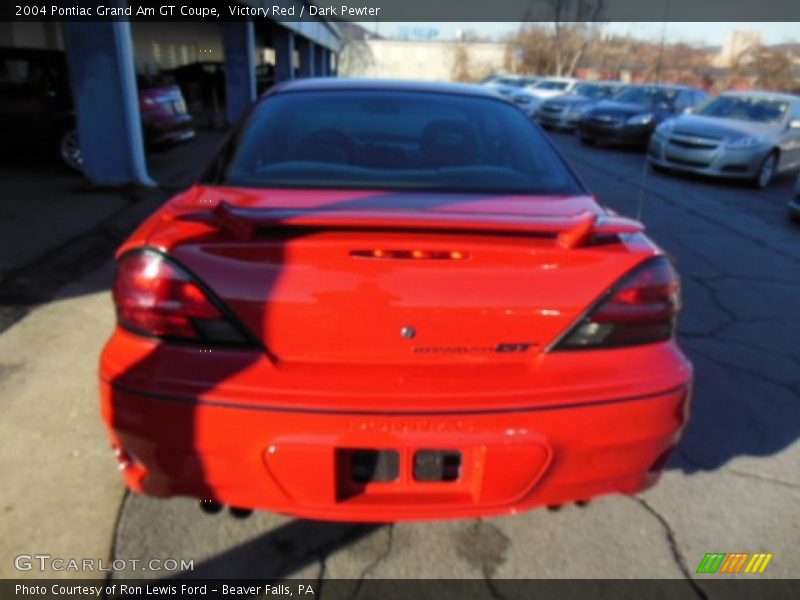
left=552, top=257, right=681, bottom=350
left=113, top=249, right=252, bottom=346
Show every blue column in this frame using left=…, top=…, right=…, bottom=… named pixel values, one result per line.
left=61, top=20, right=153, bottom=186
left=274, top=28, right=295, bottom=83
left=314, top=44, right=327, bottom=77
left=297, top=38, right=314, bottom=78
left=223, top=20, right=256, bottom=124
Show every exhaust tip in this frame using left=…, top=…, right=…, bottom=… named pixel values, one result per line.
left=229, top=507, right=253, bottom=519
left=547, top=505, right=562, bottom=512
left=199, top=500, right=223, bottom=514
left=575, top=500, right=590, bottom=508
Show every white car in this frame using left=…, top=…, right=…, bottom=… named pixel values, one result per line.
left=529, top=77, right=580, bottom=96
left=483, top=75, right=540, bottom=99
left=514, top=77, right=581, bottom=116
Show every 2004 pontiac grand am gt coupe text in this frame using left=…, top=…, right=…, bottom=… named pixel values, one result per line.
left=99, top=79, right=693, bottom=522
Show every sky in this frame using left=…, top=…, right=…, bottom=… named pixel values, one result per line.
left=357, top=22, right=800, bottom=46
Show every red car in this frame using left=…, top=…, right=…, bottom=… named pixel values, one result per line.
left=137, top=79, right=196, bottom=146
left=100, top=79, right=692, bottom=522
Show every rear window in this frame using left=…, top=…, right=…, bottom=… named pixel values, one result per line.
left=218, top=90, right=583, bottom=195
left=697, top=95, right=790, bottom=123
left=574, top=83, right=619, bottom=100
left=536, top=81, right=570, bottom=91
left=613, top=86, right=678, bottom=108
left=494, top=78, right=527, bottom=87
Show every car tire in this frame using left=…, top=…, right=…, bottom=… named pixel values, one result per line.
left=59, top=129, right=84, bottom=172
left=580, top=136, right=596, bottom=146
left=753, top=151, right=778, bottom=189
left=790, top=203, right=800, bottom=224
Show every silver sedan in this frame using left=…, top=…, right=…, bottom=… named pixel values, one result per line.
left=648, top=91, right=800, bottom=188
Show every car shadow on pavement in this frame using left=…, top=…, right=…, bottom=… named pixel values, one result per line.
left=164, top=519, right=381, bottom=580
left=670, top=332, right=800, bottom=475
left=0, top=132, right=229, bottom=333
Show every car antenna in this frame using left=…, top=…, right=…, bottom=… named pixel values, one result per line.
left=636, top=2, right=671, bottom=222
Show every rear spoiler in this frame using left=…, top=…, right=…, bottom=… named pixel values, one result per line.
left=208, top=202, right=643, bottom=249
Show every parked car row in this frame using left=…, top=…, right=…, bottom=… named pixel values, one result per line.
left=0, top=47, right=195, bottom=171
left=482, top=74, right=800, bottom=220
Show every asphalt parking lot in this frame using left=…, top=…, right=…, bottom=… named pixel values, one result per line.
left=1, top=129, right=798, bottom=587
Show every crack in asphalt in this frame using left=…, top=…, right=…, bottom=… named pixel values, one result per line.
left=681, top=332, right=800, bottom=370
left=678, top=449, right=800, bottom=490
left=634, top=498, right=708, bottom=600
left=314, top=551, right=327, bottom=600
left=104, top=488, right=131, bottom=585
left=713, top=469, right=800, bottom=491
left=685, top=274, right=739, bottom=323
left=703, top=273, right=800, bottom=286
left=351, top=524, right=394, bottom=595
left=686, top=344, right=800, bottom=392
left=453, top=519, right=511, bottom=600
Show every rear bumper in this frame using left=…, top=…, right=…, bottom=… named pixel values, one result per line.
left=143, top=114, right=195, bottom=146
left=100, top=334, right=692, bottom=522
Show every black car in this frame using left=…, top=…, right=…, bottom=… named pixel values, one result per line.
left=577, top=84, right=708, bottom=147
left=0, top=47, right=76, bottom=167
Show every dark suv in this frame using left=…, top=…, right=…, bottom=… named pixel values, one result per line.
left=0, top=47, right=195, bottom=171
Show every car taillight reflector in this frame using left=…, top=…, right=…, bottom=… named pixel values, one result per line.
left=552, top=257, right=681, bottom=350
left=113, top=249, right=250, bottom=345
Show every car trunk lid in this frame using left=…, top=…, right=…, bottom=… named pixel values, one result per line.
left=151, top=186, right=648, bottom=366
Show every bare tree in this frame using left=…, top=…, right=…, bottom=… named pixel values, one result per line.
left=451, top=43, right=471, bottom=82
left=509, top=0, right=604, bottom=76
left=511, top=24, right=556, bottom=74
left=723, top=42, right=794, bottom=91
left=337, top=38, right=375, bottom=77
left=751, top=48, right=794, bottom=91
left=547, top=0, right=604, bottom=76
